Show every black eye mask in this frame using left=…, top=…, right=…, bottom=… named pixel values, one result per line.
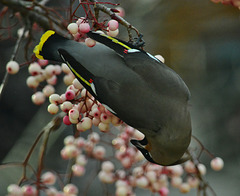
left=130, top=137, right=157, bottom=164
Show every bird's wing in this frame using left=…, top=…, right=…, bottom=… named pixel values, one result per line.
left=87, top=32, right=190, bottom=100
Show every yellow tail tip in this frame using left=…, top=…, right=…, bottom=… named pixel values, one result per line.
left=33, top=30, right=56, bottom=60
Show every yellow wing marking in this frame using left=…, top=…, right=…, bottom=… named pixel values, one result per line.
left=34, top=30, right=55, bottom=60
left=65, top=62, right=91, bottom=87
left=100, top=33, right=132, bottom=50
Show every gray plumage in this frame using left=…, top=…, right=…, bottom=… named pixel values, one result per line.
left=36, top=31, right=192, bottom=165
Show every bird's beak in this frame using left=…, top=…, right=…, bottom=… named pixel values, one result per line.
left=130, top=137, right=157, bottom=164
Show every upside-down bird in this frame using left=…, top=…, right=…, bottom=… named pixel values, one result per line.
left=34, top=30, right=192, bottom=166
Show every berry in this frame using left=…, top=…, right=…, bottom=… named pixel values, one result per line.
left=98, top=122, right=110, bottom=132
left=63, top=115, right=72, bottom=125
left=61, top=63, right=71, bottom=74
left=6, top=60, right=20, bottom=74
left=28, top=62, right=42, bottom=76
left=210, top=157, right=224, bottom=171
left=43, top=84, right=55, bottom=97
left=60, top=101, right=73, bottom=113
left=107, top=28, right=119, bottom=37
left=72, top=164, right=85, bottom=176
left=76, top=154, right=88, bottom=166
left=49, top=94, right=62, bottom=104
left=38, top=59, right=48, bottom=66
left=26, top=76, right=39, bottom=88
left=32, top=91, right=46, bottom=105
left=7, top=184, right=22, bottom=195
left=79, top=23, right=90, bottom=34
left=69, top=109, right=80, bottom=120
left=63, top=184, right=78, bottom=195
left=136, top=176, right=149, bottom=188
left=93, top=145, right=106, bottom=159
left=108, top=19, right=119, bottom=31
left=41, top=171, right=56, bottom=185
left=179, top=183, right=191, bottom=193
left=65, top=89, right=75, bottom=100
left=85, top=38, right=96, bottom=47
left=73, top=78, right=83, bottom=90
left=67, top=23, right=78, bottom=34
left=47, top=103, right=59, bottom=114
left=159, top=187, right=169, bottom=196
left=102, top=161, right=115, bottom=173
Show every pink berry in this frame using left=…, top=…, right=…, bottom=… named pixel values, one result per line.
left=107, top=28, right=119, bottom=37
left=45, top=64, right=55, bottom=77
left=98, top=170, right=115, bottom=184
left=43, top=84, right=55, bottom=97
left=61, top=63, right=71, bottom=74
left=41, top=171, right=56, bottom=185
left=184, top=161, right=196, bottom=173
left=47, top=75, right=57, bottom=85
left=63, top=184, right=78, bottom=195
left=108, top=19, right=119, bottom=31
left=116, top=7, right=125, bottom=17
left=74, top=137, right=85, bottom=148
left=197, top=163, right=207, bottom=175
left=116, top=186, right=128, bottom=196
left=210, top=157, right=224, bottom=171
left=54, top=65, right=62, bottom=75
left=72, top=164, right=85, bottom=176
left=63, top=74, right=75, bottom=86
left=88, top=132, right=100, bottom=143
left=65, top=89, right=75, bottom=100
left=38, top=59, right=49, bottom=66
left=21, top=185, right=37, bottom=196
left=49, top=94, right=62, bottom=104
left=85, top=38, right=96, bottom=47
left=159, top=187, right=169, bottom=196
left=76, top=154, right=88, bottom=166
left=136, top=176, right=149, bottom=189
left=98, top=122, right=110, bottom=132
left=63, top=115, right=72, bottom=125
left=60, top=101, right=73, bottom=113
left=100, top=113, right=111, bottom=124
left=73, top=78, right=83, bottom=90
left=26, top=76, right=39, bottom=88
left=102, top=161, right=115, bottom=172
left=67, top=23, right=78, bottom=34
left=171, top=176, right=182, bottom=188
left=79, top=23, right=90, bottom=34
left=28, top=62, right=42, bottom=76
left=48, top=103, right=59, bottom=114
left=63, top=144, right=79, bottom=158
left=179, top=183, right=191, bottom=193
left=69, top=108, right=79, bottom=120
left=64, top=135, right=75, bottom=145
left=6, top=60, right=20, bottom=74
left=7, top=184, right=22, bottom=195
left=93, top=145, right=106, bottom=159
left=32, top=91, right=46, bottom=105
left=92, top=117, right=101, bottom=126
left=77, top=117, right=92, bottom=131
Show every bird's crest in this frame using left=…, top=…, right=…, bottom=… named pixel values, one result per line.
left=34, top=30, right=55, bottom=60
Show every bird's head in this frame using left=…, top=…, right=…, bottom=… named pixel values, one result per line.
left=130, top=131, right=191, bottom=166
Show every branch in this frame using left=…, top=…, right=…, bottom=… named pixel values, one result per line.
left=0, top=0, right=68, bottom=35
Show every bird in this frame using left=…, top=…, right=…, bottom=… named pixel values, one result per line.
left=34, top=30, right=192, bottom=166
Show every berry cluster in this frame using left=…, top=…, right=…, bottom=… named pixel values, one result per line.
left=7, top=182, right=79, bottom=196
left=211, top=0, right=240, bottom=8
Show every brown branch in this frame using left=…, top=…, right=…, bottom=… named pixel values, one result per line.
left=0, top=0, right=68, bottom=36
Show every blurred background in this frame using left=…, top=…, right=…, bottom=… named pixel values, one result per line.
left=0, top=0, right=240, bottom=195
